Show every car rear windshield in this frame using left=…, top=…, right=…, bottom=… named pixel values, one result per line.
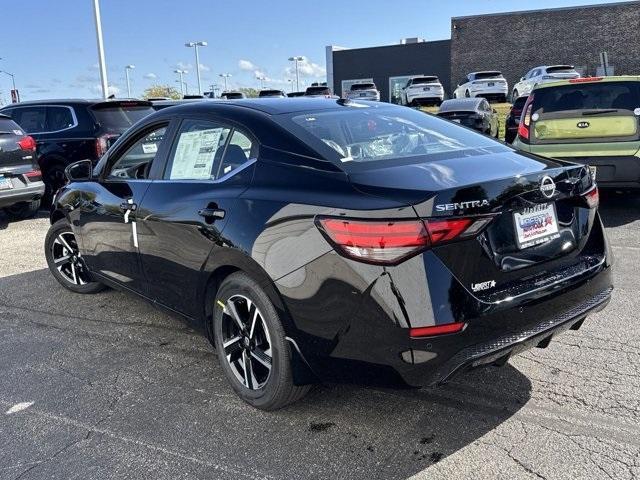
left=438, top=100, right=480, bottom=113
left=306, top=87, right=330, bottom=95
left=284, top=105, right=505, bottom=171
left=412, top=77, right=439, bottom=85
left=90, top=102, right=154, bottom=132
left=259, top=90, right=283, bottom=96
left=0, top=116, right=21, bottom=133
left=474, top=72, right=503, bottom=80
left=533, top=81, right=640, bottom=113
left=351, top=83, right=376, bottom=91
left=545, top=66, right=576, bottom=74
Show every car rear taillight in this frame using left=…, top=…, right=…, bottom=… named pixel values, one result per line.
left=518, top=94, right=535, bottom=141
left=582, top=186, right=599, bottom=209
left=25, top=170, right=42, bottom=181
left=316, top=216, right=491, bottom=265
left=410, top=322, right=466, bottom=338
left=18, top=136, right=36, bottom=152
left=95, top=134, right=119, bottom=158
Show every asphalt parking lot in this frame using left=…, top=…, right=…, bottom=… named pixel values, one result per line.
left=0, top=194, right=639, bottom=480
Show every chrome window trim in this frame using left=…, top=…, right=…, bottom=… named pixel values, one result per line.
left=1, top=105, right=79, bottom=134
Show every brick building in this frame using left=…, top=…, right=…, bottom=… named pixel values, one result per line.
left=326, top=1, right=640, bottom=101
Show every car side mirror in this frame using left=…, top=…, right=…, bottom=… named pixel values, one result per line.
left=65, top=159, right=93, bottom=182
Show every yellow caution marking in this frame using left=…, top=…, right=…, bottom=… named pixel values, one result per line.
left=216, top=300, right=226, bottom=309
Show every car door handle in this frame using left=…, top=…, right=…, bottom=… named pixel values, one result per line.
left=198, top=208, right=225, bottom=220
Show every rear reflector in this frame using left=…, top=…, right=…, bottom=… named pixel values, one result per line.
left=410, top=322, right=466, bottom=338
left=317, top=216, right=491, bottom=265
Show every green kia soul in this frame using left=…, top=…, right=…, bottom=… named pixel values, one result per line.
left=513, top=76, right=640, bottom=188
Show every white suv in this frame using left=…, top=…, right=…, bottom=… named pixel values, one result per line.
left=453, top=71, right=508, bottom=103
left=401, top=76, right=444, bottom=106
left=511, top=65, right=581, bottom=101
left=345, top=82, right=380, bottom=101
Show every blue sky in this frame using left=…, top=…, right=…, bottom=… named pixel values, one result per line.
left=0, top=0, right=626, bottom=101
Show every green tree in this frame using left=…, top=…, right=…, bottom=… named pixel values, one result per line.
left=238, top=87, right=259, bottom=98
left=142, top=84, right=182, bottom=100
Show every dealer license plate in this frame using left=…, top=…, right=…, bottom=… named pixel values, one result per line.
left=0, top=175, right=12, bottom=190
left=513, top=203, right=559, bottom=249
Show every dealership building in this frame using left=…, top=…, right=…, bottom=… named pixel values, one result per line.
left=326, top=1, right=640, bottom=103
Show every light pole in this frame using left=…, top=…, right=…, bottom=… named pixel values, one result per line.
left=185, top=41, right=207, bottom=95
left=219, top=73, right=231, bottom=91
left=92, top=0, right=109, bottom=99
left=0, top=71, right=17, bottom=102
left=256, top=75, right=266, bottom=89
left=174, top=69, right=187, bottom=96
left=124, top=65, right=135, bottom=97
left=288, top=56, right=304, bottom=92
left=287, top=79, right=293, bottom=93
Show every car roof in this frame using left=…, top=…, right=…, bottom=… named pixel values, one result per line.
left=1, top=98, right=150, bottom=107
left=151, top=98, right=391, bottom=116
left=532, top=75, right=640, bottom=90
left=470, top=71, right=502, bottom=75
left=438, top=98, right=483, bottom=111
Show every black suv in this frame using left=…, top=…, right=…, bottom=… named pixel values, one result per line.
left=0, top=99, right=154, bottom=200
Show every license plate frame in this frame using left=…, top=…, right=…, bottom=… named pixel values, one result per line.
left=0, top=175, right=12, bottom=190
left=513, top=203, right=559, bottom=250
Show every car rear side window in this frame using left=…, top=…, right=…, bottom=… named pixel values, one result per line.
left=164, top=119, right=232, bottom=180
left=533, top=81, right=640, bottom=113
left=214, top=130, right=256, bottom=178
left=13, top=107, right=47, bottom=133
left=46, top=106, right=76, bottom=131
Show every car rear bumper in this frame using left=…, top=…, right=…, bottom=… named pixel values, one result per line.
left=0, top=182, right=45, bottom=208
left=406, top=91, right=444, bottom=102
left=554, top=155, right=640, bottom=188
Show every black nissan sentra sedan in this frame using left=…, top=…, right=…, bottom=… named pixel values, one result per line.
left=45, top=98, right=612, bottom=410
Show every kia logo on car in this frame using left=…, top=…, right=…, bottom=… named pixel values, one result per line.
left=540, top=176, right=556, bottom=198
left=577, top=121, right=590, bottom=129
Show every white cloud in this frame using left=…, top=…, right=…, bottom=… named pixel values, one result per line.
left=254, top=70, right=271, bottom=82
left=143, top=73, right=157, bottom=79
left=91, top=84, right=120, bottom=96
left=238, top=59, right=256, bottom=71
left=199, top=63, right=210, bottom=72
left=176, top=61, right=193, bottom=71
left=286, top=58, right=326, bottom=78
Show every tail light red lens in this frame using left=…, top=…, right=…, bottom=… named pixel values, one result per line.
left=17, top=136, right=36, bottom=152
left=569, top=77, right=603, bottom=83
left=317, top=216, right=491, bottom=265
left=583, top=186, right=599, bottom=209
left=25, top=170, right=42, bottom=178
left=517, top=94, right=534, bottom=141
left=410, top=322, right=466, bottom=338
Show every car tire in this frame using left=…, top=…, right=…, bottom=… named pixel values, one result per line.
left=44, top=218, right=105, bottom=294
left=452, top=91, right=457, bottom=99
left=4, top=199, right=41, bottom=220
left=213, top=272, right=311, bottom=410
left=512, top=89, right=519, bottom=102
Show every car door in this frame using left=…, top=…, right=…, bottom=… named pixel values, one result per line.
left=76, top=121, right=173, bottom=295
left=136, top=117, right=257, bottom=318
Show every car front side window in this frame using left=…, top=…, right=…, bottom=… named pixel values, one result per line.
left=106, top=124, right=168, bottom=180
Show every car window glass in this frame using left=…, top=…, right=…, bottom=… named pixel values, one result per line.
left=215, top=130, right=256, bottom=178
left=14, top=107, right=47, bottom=133
left=165, top=120, right=231, bottom=180
left=107, top=125, right=167, bottom=180
left=47, top=107, right=75, bottom=131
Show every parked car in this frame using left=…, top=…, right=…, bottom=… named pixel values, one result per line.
left=221, top=92, right=246, bottom=100
left=258, top=89, right=287, bottom=98
left=0, top=114, right=45, bottom=218
left=437, top=98, right=499, bottom=137
left=504, top=96, right=529, bottom=144
left=401, top=76, right=444, bottom=106
left=511, top=65, right=581, bottom=101
left=0, top=99, right=154, bottom=202
left=46, top=98, right=611, bottom=410
left=345, top=82, right=380, bottom=101
left=453, top=71, right=508, bottom=103
left=512, top=76, right=640, bottom=188
left=287, top=91, right=306, bottom=98
left=150, top=98, right=208, bottom=111
left=304, top=85, right=336, bottom=97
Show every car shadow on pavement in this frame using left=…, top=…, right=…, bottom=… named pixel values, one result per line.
left=0, top=267, right=531, bottom=480
left=0, top=209, right=49, bottom=231
left=598, top=189, right=640, bottom=228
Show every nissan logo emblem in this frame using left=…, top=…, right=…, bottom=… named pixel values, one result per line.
left=577, top=121, right=590, bottom=129
left=540, top=176, right=556, bottom=198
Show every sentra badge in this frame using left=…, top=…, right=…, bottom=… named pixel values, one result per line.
left=435, top=199, right=490, bottom=212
